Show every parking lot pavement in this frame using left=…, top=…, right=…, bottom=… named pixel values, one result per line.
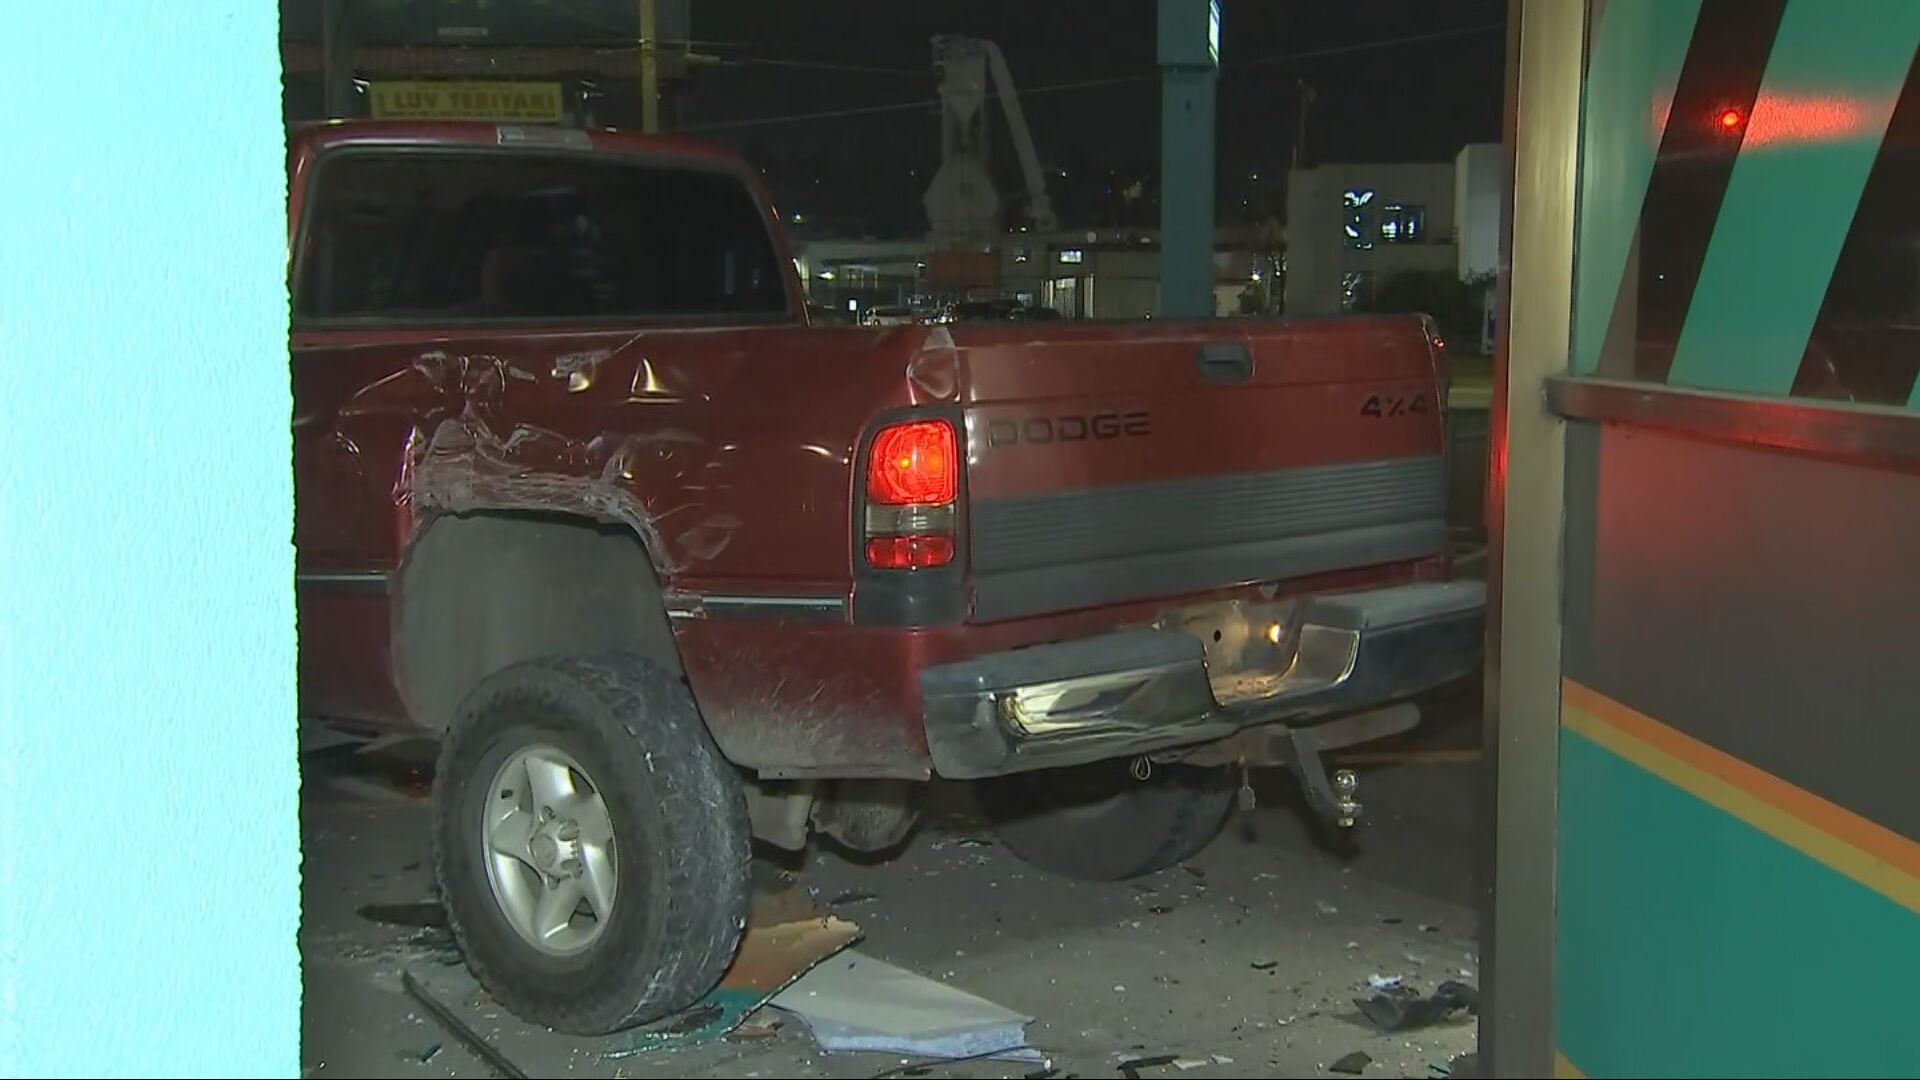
left=301, top=701, right=1482, bottom=1080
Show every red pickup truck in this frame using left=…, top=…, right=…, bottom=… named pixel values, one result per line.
left=292, top=121, right=1483, bottom=1034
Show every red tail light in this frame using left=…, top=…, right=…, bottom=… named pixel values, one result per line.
left=863, top=418, right=958, bottom=569
left=867, top=420, right=957, bottom=506
left=864, top=535, right=956, bottom=570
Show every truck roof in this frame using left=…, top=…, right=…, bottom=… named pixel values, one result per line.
left=288, top=119, right=752, bottom=170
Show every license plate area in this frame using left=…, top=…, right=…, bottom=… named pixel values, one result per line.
left=1153, top=597, right=1307, bottom=705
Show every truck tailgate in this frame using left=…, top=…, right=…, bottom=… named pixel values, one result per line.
left=953, top=315, right=1448, bottom=622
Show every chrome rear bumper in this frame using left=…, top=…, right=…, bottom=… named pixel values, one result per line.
left=921, top=581, right=1485, bottom=780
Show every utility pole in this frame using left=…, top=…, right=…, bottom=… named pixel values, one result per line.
left=320, top=0, right=355, bottom=119
left=1156, top=0, right=1220, bottom=319
left=1293, top=78, right=1316, bottom=171
left=639, top=0, right=660, bottom=132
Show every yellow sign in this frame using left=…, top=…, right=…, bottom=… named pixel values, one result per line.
left=369, top=81, right=564, bottom=123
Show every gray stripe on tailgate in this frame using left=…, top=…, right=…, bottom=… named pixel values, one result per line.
left=970, top=455, right=1446, bottom=621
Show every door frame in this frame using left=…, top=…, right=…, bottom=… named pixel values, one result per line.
left=1483, top=0, right=1585, bottom=1074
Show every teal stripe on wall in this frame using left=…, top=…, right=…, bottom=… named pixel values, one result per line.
left=1557, top=729, right=1920, bottom=1078
left=1666, top=0, right=1920, bottom=395
left=1571, top=0, right=1704, bottom=376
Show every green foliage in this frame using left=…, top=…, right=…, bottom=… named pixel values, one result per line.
left=1357, top=269, right=1494, bottom=347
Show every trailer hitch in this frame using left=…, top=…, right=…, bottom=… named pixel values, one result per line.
left=1154, top=703, right=1417, bottom=829
left=1281, top=727, right=1362, bottom=828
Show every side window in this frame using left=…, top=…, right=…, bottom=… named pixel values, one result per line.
left=1574, top=1, right=1920, bottom=407
left=295, top=150, right=789, bottom=323
left=1794, top=113, right=1920, bottom=404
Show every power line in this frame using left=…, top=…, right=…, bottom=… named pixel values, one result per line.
left=675, top=21, right=1504, bottom=134
left=707, top=56, right=928, bottom=78
left=679, top=97, right=937, bottom=134
left=1227, top=21, right=1504, bottom=72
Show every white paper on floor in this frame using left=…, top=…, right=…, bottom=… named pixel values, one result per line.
left=768, top=950, right=1041, bottom=1061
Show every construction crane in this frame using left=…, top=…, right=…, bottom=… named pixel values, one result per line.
left=924, top=35, right=1057, bottom=256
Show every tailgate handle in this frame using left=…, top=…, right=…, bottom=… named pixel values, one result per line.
left=1196, top=341, right=1255, bottom=383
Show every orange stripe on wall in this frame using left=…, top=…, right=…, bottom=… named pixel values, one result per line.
left=1562, top=679, right=1920, bottom=883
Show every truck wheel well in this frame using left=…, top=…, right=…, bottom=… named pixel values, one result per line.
left=396, top=512, right=684, bottom=733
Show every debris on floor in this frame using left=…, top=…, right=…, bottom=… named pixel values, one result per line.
left=403, top=969, right=528, bottom=1079
left=305, top=739, right=437, bottom=806
left=1354, top=979, right=1479, bottom=1033
left=771, top=950, right=1039, bottom=1062
left=303, top=733, right=1483, bottom=1076
left=613, top=887, right=862, bottom=1057
left=1329, top=1049, right=1372, bottom=1074
left=1118, top=1053, right=1178, bottom=1078
left=357, top=901, right=446, bottom=930
left=341, top=907, right=461, bottom=969
left=728, top=1017, right=783, bottom=1041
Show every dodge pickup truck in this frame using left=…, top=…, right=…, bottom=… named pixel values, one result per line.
left=291, top=121, right=1484, bottom=1035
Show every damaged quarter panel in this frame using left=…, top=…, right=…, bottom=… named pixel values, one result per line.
left=293, top=311, right=939, bottom=750
left=287, top=124, right=958, bottom=772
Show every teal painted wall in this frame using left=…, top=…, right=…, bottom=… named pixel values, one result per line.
left=0, top=4, right=297, bottom=1077
left=1568, top=0, right=1702, bottom=376
left=1558, top=732, right=1920, bottom=1078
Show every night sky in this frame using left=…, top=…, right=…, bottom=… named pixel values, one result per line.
left=286, top=0, right=1510, bottom=235
left=675, top=0, right=1507, bottom=233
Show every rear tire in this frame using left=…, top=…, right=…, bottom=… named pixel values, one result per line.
left=977, top=760, right=1236, bottom=881
left=433, top=654, right=750, bottom=1035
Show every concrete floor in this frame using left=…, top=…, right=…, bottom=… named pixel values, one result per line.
left=300, top=701, right=1482, bottom=1080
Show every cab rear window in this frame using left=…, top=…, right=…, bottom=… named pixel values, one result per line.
left=295, top=149, right=789, bottom=323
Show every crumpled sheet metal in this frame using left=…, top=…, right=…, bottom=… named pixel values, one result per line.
left=357, top=345, right=734, bottom=576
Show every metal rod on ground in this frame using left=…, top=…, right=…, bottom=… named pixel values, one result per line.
left=867, top=1046, right=1049, bottom=1078
left=402, top=969, right=529, bottom=1080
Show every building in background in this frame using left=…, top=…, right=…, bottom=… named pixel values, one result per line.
left=1454, top=143, right=1503, bottom=281
left=1284, top=144, right=1500, bottom=321
left=1284, top=161, right=1457, bottom=318
left=792, top=228, right=1271, bottom=322
left=791, top=239, right=930, bottom=319
left=1454, top=143, right=1504, bottom=351
left=998, top=229, right=1267, bottom=320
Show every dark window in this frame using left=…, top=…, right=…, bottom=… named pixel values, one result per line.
left=296, top=150, right=789, bottom=323
left=1793, top=71, right=1920, bottom=405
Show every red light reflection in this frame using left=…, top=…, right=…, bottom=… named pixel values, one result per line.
left=1740, top=93, right=1880, bottom=147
